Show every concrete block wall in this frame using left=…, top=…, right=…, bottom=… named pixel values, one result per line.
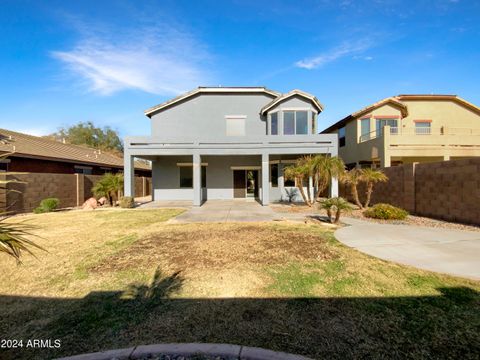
left=415, top=158, right=480, bottom=224
left=1, top=172, right=152, bottom=214
left=340, top=158, right=480, bottom=225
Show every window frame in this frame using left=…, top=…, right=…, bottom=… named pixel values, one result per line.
left=375, top=118, right=398, bottom=136
left=179, top=166, right=193, bottom=188
left=270, top=112, right=279, bottom=135
left=282, top=110, right=309, bottom=135
left=414, top=120, right=432, bottom=135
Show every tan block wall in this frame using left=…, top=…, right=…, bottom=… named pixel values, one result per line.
left=340, top=158, right=480, bottom=225
left=1, top=173, right=152, bottom=214
left=415, top=158, right=480, bottom=224
left=5, top=172, right=77, bottom=213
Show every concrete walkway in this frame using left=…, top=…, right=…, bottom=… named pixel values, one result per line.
left=336, top=217, right=480, bottom=280
left=171, top=200, right=282, bottom=223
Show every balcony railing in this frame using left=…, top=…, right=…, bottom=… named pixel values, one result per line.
left=359, top=126, right=480, bottom=143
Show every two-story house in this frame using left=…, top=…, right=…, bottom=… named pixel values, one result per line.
left=321, top=94, right=480, bottom=168
left=124, top=87, right=338, bottom=205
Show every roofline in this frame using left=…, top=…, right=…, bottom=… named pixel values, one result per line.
left=144, top=87, right=281, bottom=117
left=260, top=89, right=324, bottom=115
left=321, top=93, right=480, bottom=134
left=0, top=151, right=150, bottom=171
left=321, top=97, right=407, bottom=133
left=397, top=94, right=480, bottom=114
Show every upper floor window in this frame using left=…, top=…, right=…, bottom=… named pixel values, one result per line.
left=283, top=111, right=308, bottom=135
left=414, top=120, right=431, bottom=135
left=376, top=118, right=398, bottom=135
left=338, top=126, right=346, bottom=147
left=226, top=115, right=246, bottom=136
left=361, top=118, right=370, bottom=137
left=270, top=113, right=278, bottom=135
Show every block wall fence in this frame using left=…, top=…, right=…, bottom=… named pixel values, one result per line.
left=0, top=172, right=152, bottom=214
left=339, top=157, right=480, bottom=225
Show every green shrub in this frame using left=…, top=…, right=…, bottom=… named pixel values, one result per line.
left=363, top=203, right=408, bottom=220
left=34, top=198, right=60, bottom=214
left=119, top=196, right=135, bottom=209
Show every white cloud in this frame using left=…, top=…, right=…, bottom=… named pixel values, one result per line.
left=295, top=39, right=374, bottom=69
left=52, top=26, right=212, bottom=96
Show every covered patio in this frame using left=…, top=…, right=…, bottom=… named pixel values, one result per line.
left=124, top=135, right=338, bottom=206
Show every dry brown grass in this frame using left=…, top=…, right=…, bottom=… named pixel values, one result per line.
left=1, top=209, right=479, bottom=360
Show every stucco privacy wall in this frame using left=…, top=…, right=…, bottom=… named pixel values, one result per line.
left=0, top=172, right=152, bottom=213
left=340, top=157, right=480, bottom=225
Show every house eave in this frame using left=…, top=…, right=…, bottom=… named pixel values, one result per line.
left=144, top=87, right=281, bottom=117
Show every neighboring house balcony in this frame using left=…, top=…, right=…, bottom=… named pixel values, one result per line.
left=124, top=134, right=338, bottom=206
left=356, top=125, right=480, bottom=167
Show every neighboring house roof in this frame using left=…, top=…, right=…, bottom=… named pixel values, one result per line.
left=260, top=89, right=324, bottom=115
left=321, top=94, right=480, bottom=133
left=0, top=128, right=150, bottom=171
left=144, top=86, right=281, bottom=117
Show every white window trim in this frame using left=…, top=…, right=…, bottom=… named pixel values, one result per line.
left=225, top=115, right=247, bottom=119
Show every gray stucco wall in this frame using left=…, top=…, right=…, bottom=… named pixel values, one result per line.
left=152, top=155, right=314, bottom=202
left=150, top=93, right=275, bottom=138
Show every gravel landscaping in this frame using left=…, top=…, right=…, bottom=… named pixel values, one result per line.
left=271, top=203, right=480, bottom=231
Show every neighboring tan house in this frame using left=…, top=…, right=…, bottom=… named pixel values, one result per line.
left=124, top=86, right=338, bottom=205
left=321, top=94, right=480, bottom=168
left=0, top=128, right=151, bottom=176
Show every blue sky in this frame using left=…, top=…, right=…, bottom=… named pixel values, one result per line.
left=1, top=0, right=479, bottom=137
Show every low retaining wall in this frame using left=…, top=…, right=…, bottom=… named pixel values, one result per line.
left=0, top=172, right=152, bottom=214
left=340, top=157, right=480, bottom=225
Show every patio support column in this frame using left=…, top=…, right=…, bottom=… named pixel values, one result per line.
left=124, top=151, right=135, bottom=198
left=261, top=153, right=269, bottom=205
left=193, top=153, right=201, bottom=206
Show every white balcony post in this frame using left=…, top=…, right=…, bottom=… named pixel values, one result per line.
left=124, top=151, right=135, bottom=198
left=193, top=153, right=201, bottom=206
left=261, top=153, right=269, bottom=206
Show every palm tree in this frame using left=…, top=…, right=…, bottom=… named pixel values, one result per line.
left=311, top=155, right=345, bottom=203
left=340, top=168, right=364, bottom=209
left=284, top=164, right=311, bottom=206
left=362, top=168, right=388, bottom=208
left=92, top=173, right=124, bottom=206
left=319, top=197, right=353, bottom=224
left=0, top=218, right=44, bottom=263
left=298, top=155, right=315, bottom=204
left=0, top=153, right=44, bottom=262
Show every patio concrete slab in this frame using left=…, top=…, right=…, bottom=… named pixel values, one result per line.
left=336, top=217, right=480, bottom=280
left=173, top=200, right=282, bottom=223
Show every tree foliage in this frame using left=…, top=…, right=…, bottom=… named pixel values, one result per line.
left=48, top=121, right=123, bottom=155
